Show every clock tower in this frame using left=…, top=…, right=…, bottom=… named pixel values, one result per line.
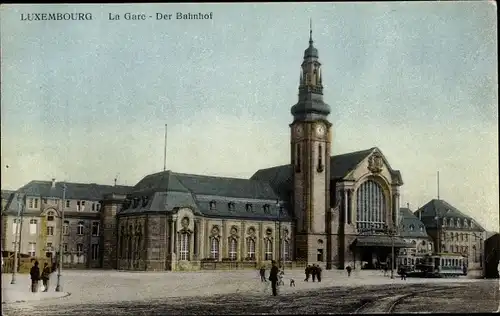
left=290, top=22, right=332, bottom=268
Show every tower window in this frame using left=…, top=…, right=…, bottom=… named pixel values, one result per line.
left=295, top=144, right=302, bottom=173
left=317, top=143, right=324, bottom=172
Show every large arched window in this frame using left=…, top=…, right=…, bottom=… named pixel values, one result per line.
left=356, top=180, right=387, bottom=230
left=179, top=232, right=190, bottom=261
left=264, top=238, right=273, bottom=261
left=246, top=238, right=255, bottom=260
left=210, top=237, right=219, bottom=260
left=228, top=238, right=237, bottom=260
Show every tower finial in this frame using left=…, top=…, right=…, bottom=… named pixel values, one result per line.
left=309, top=18, right=313, bottom=45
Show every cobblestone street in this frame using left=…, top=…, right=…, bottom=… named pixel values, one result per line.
left=3, top=280, right=498, bottom=315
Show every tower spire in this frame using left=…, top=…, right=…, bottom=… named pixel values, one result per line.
left=309, top=18, right=313, bottom=45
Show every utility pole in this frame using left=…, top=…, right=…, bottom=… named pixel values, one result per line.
left=55, top=183, right=67, bottom=292
left=11, top=193, right=24, bottom=284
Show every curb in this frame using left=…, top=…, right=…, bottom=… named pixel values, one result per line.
left=2, top=292, right=72, bottom=304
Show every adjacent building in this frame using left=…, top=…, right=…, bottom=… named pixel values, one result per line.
left=414, top=199, right=486, bottom=271
left=2, top=179, right=130, bottom=268
left=398, top=207, right=433, bottom=256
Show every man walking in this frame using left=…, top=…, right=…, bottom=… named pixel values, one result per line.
left=41, top=262, right=52, bottom=292
left=304, top=265, right=311, bottom=282
left=259, top=266, right=266, bottom=282
left=269, top=260, right=279, bottom=296
left=30, top=261, right=40, bottom=293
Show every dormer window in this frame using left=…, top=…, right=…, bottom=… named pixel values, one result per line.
left=133, top=198, right=139, bottom=208
left=141, top=196, right=149, bottom=207
left=263, top=204, right=270, bottom=214
left=456, top=219, right=460, bottom=228
left=209, top=201, right=216, bottom=210
left=228, top=202, right=235, bottom=211
left=409, top=224, right=414, bottom=231
left=470, top=221, right=474, bottom=229
left=419, top=225, right=424, bottom=232
left=449, top=218, right=454, bottom=227
left=442, top=218, right=446, bottom=227
left=244, top=203, right=252, bottom=212
left=463, top=219, right=468, bottom=228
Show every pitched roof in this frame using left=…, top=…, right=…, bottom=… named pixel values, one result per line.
left=122, top=171, right=288, bottom=221
left=1, top=190, right=15, bottom=200
left=399, top=207, right=429, bottom=238
left=251, top=147, right=403, bottom=195
left=17, top=180, right=132, bottom=200
left=414, top=199, right=485, bottom=231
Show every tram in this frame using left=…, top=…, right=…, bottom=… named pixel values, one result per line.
left=397, top=253, right=466, bottom=278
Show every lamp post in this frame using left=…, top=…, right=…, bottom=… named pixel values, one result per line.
left=382, top=224, right=397, bottom=279
left=275, top=200, right=282, bottom=270
left=55, top=183, right=67, bottom=292
left=11, top=193, right=24, bottom=284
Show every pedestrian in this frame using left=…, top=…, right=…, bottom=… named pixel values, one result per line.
left=30, top=261, right=40, bottom=293
left=383, top=263, right=389, bottom=277
left=41, top=262, right=52, bottom=292
left=317, top=265, right=322, bottom=282
left=346, top=265, right=352, bottom=277
left=269, top=260, right=279, bottom=296
left=311, top=264, right=317, bottom=282
left=304, top=265, right=311, bottom=282
left=259, top=266, right=266, bottom=282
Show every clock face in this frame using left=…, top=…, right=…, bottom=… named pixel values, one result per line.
left=295, top=125, right=303, bottom=136
left=316, top=124, right=325, bottom=137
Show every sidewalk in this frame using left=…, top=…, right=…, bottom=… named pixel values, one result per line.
left=1, top=274, right=70, bottom=304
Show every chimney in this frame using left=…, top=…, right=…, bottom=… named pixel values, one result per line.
left=51, top=178, right=56, bottom=188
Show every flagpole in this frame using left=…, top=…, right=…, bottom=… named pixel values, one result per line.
left=163, top=124, right=167, bottom=172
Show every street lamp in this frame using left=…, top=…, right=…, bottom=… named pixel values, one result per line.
left=55, top=183, right=67, bottom=292
left=11, top=193, right=24, bottom=284
left=383, top=224, right=397, bottom=279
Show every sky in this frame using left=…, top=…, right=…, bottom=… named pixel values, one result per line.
left=1, top=3, right=498, bottom=231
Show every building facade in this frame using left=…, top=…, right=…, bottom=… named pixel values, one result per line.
left=1, top=179, right=130, bottom=268
left=398, top=207, right=433, bottom=256
left=415, top=199, right=486, bottom=271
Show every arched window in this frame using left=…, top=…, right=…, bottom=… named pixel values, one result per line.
left=229, top=238, right=237, bottom=260
left=356, top=180, right=386, bottom=230
left=246, top=238, right=255, bottom=260
left=455, top=233, right=459, bottom=241
left=284, top=240, right=291, bottom=261
left=179, top=232, right=190, bottom=261
left=210, top=237, right=219, bottom=260
left=77, top=221, right=84, bottom=235
left=264, top=238, right=273, bottom=261
left=47, top=211, right=55, bottom=221
left=472, top=245, right=477, bottom=262
left=295, top=144, right=301, bottom=173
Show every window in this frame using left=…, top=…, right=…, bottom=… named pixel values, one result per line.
left=228, top=202, right=235, bottom=211
left=81, top=201, right=85, bottom=211
left=409, top=225, right=414, bottom=231
left=66, top=200, right=70, bottom=208
left=473, top=245, right=477, bottom=262
left=46, top=242, right=53, bottom=251
left=229, top=238, right=237, bottom=260
left=284, top=240, right=290, bottom=261
left=47, top=211, right=55, bottom=221
left=317, top=144, right=324, bottom=172
left=456, top=219, right=460, bottom=228
left=179, top=232, right=190, bottom=261
left=463, top=219, right=468, bottom=228
left=92, top=203, right=95, bottom=211
left=246, top=238, right=256, bottom=260
left=209, top=201, right=216, bottom=210
left=442, top=218, right=447, bottom=227
left=77, top=221, right=84, bottom=235
left=43, top=198, right=47, bottom=204
left=465, top=234, right=468, bottom=242
left=264, top=238, right=273, bottom=261
left=91, top=222, right=99, bottom=236
left=29, top=219, right=38, bottom=234
left=210, top=237, right=219, bottom=259
left=419, top=225, right=424, bottom=232
left=295, top=143, right=301, bottom=173
left=449, top=218, right=454, bottom=227
left=28, top=242, right=36, bottom=257
left=63, top=243, right=68, bottom=253
left=77, top=201, right=81, bottom=211
left=91, top=244, right=99, bottom=260
left=246, top=203, right=252, bottom=212
left=34, top=198, right=39, bottom=209
left=63, top=220, right=69, bottom=235
left=96, top=203, right=101, bottom=211
left=263, top=204, right=271, bottom=214
left=47, top=226, right=54, bottom=236
left=28, top=198, right=34, bottom=208
left=356, top=180, right=387, bottom=230
left=12, top=219, right=19, bottom=235
left=76, top=243, right=84, bottom=255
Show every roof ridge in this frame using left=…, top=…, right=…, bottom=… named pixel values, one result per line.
left=173, top=172, right=267, bottom=182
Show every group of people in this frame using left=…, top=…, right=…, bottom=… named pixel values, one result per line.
left=29, top=260, right=56, bottom=292
left=259, top=261, right=282, bottom=296
left=304, top=264, right=322, bottom=282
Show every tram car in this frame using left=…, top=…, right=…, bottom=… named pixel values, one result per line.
left=396, top=254, right=418, bottom=275
left=414, top=253, right=466, bottom=278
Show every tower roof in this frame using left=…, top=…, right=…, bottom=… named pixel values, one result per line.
left=304, top=19, right=318, bottom=58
